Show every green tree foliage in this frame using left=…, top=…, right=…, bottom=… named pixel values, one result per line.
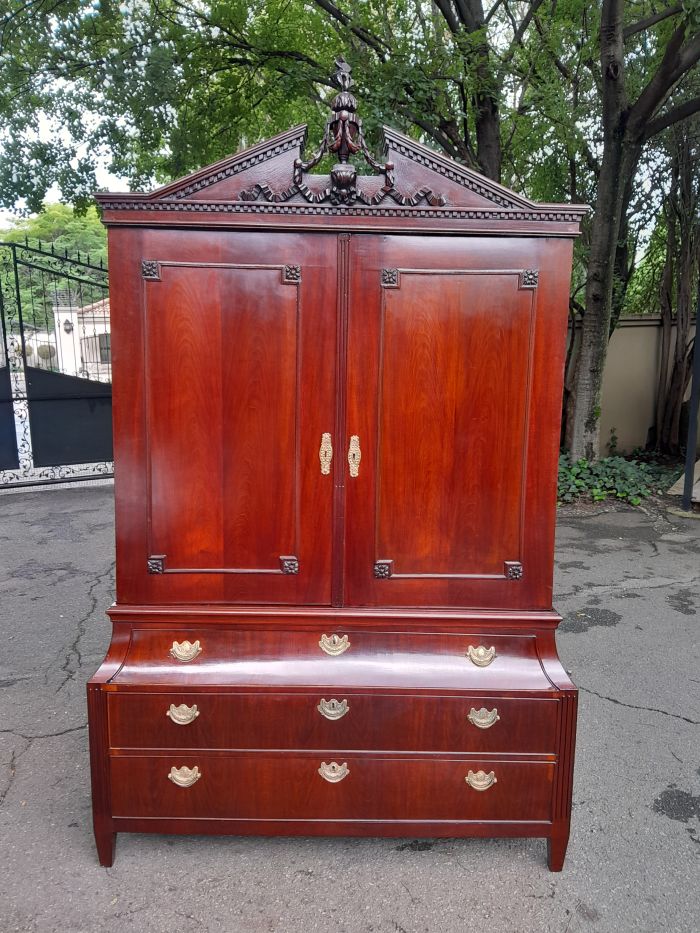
left=2, top=1, right=699, bottom=457
left=0, top=0, right=583, bottom=208
left=0, top=204, right=107, bottom=330
left=2, top=203, right=107, bottom=261
left=624, top=221, right=667, bottom=317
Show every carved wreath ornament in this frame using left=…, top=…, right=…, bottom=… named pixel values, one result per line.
left=240, top=58, right=445, bottom=209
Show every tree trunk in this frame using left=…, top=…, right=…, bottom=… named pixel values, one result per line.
left=655, top=201, right=675, bottom=447
left=465, top=1, right=502, bottom=181
left=658, top=132, right=699, bottom=454
left=659, top=235, right=697, bottom=452
left=567, top=140, right=640, bottom=458
left=610, top=172, right=637, bottom=333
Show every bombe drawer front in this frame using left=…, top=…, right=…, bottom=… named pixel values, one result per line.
left=111, top=627, right=553, bottom=691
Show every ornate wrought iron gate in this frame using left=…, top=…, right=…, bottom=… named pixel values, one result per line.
left=0, top=240, right=113, bottom=486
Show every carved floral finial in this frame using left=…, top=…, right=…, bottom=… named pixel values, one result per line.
left=334, top=56, right=354, bottom=91
left=241, top=54, right=445, bottom=208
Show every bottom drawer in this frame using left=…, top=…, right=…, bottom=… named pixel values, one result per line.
left=110, top=754, right=554, bottom=822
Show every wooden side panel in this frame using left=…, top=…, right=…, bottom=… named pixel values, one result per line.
left=344, top=235, right=573, bottom=609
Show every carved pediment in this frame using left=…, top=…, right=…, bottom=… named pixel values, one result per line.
left=97, top=57, right=587, bottom=227
left=138, top=125, right=308, bottom=203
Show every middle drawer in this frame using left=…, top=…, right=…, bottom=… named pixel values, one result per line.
left=108, top=691, right=557, bottom=753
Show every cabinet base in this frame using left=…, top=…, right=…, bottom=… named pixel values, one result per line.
left=95, top=818, right=568, bottom=870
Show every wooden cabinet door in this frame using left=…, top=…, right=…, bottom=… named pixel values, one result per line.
left=114, top=230, right=337, bottom=605
left=343, top=234, right=572, bottom=610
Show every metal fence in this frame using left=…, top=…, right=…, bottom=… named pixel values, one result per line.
left=0, top=239, right=113, bottom=486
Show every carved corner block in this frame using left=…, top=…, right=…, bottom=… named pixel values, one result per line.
left=280, top=555, right=299, bottom=574
left=504, top=560, right=523, bottom=580
left=373, top=559, right=394, bottom=579
left=381, top=268, right=400, bottom=288
left=519, top=269, right=539, bottom=289
left=141, top=260, right=161, bottom=280
left=147, top=555, right=166, bottom=574
left=283, top=264, right=302, bottom=284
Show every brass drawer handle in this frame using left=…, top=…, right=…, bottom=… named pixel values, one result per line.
left=319, top=761, right=349, bottom=783
left=466, top=645, right=496, bottom=667
left=168, top=765, right=201, bottom=787
left=348, top=435, right=361, bottom=477
left=319, top=633, right=350, bottom=656
left=318, top=698, right=349, bottom=720
left=319, top=432, right=333, bottom=475
left=166, top=703, right=200, bottom=725
left=169, top=639, right=202, bottom=662
left=465, top=769, right=497, bottom=791
left=468, top=707, right=500, bottom=729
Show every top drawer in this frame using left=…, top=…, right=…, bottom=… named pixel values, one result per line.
left=111, top=627, right=554, bottom=691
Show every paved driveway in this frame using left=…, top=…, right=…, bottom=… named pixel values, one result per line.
left=0, top=485, right=698, bottom=933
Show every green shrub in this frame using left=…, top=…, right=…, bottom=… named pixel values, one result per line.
left=557, top=455, right=679, bottom=506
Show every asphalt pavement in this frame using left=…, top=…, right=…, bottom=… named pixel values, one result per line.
left=0, top=484, right=698, bottom=933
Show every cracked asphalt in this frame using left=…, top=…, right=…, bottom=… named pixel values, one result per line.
left=0, top=485, right=698, bottom=933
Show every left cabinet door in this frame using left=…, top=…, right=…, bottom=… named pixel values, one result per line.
left=111, top=230, right=338, bottom=605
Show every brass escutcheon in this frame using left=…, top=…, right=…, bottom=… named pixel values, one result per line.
left=167, top=765, right=202, bottom=787
left=318, top=761, right=349, bottom=783
left=319, top=433, right=333, bottom=475
left=318, top=698, right=350, bottom=720
left=348, top=435, right=361, bottom=477
left=169, top=639, right=202, bottom=662
left=166, top=703, right=200, bottom=725
left=467, top=707, right=500, bottom=729
left=466, top=645, right=496, bottom=667
left=465, top=769, right=497, bottom=791
left=319, top=633, right=350, bottom=656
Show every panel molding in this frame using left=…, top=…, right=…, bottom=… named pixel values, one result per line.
left=374, top=268, right=536, bottom=582
left=143, top=261, right=302, bottom=577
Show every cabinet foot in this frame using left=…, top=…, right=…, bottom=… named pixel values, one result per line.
left=547, top=828, right=569, bottom=871
left=95, top=829, right=116, bottom=867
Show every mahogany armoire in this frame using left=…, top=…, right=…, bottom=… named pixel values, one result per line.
left=89, top=59, right=586, bottom=870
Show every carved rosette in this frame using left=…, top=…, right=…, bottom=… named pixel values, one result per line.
left=504, top=560, right=523, bottom=580
left=381, top=268, right=400, bottom=288
left=141, top=260, right=161, bottom=280
left=280, top=555, right=300, bottom=574
left=283, top=264, right=301, bottom=284
left=373, top=559, right=393, bottom=579
left=147, top=555, right=165, bottom=574
left=519, top=269, right=539, bottom=289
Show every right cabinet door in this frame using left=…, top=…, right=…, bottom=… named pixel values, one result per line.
left=343, top=234, right=573, bottom=610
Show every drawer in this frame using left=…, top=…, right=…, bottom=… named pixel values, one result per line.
left=112, top=627, right=553, bottom=691
left=110, top=753, right=555, bottom=822
left=108, top=692, right=558, bottom=753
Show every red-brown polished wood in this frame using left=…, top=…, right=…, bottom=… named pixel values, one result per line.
left=88, top=89, right=582, bottom=871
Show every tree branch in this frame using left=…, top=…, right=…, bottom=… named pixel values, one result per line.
left=629, top=26, right=700, bottom=137
left=645, top=95, right=700, bottom=140
left=310, top=0, right=390, bottom=58
left=433, top=0, right=460, bottom=34
left=623, top=4, right=682, bottom=40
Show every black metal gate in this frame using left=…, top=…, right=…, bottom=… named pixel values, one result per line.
left=0, top=240, right=113, bottom=486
